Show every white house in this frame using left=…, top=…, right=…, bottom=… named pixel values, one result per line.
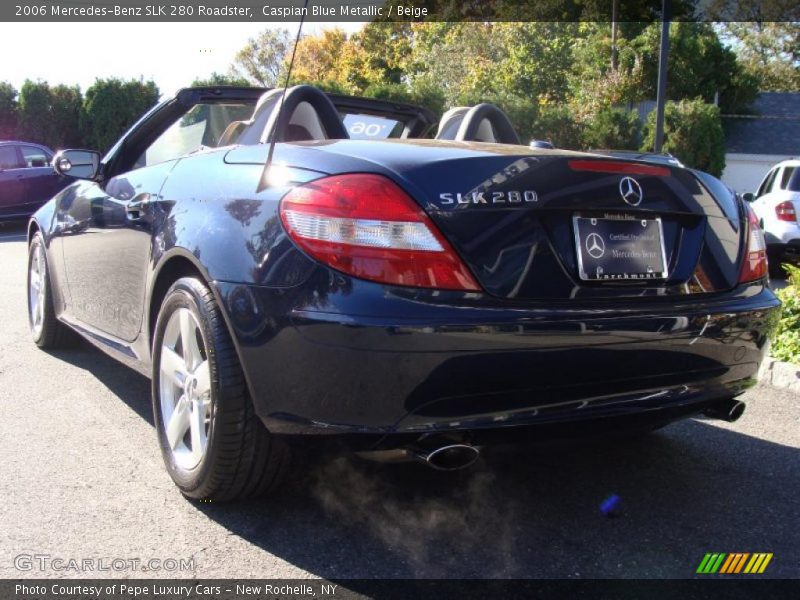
left=721, top=92, right=799, bottom=194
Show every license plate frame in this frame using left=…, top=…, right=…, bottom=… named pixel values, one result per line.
left=573, top=215, right=668, bottom=281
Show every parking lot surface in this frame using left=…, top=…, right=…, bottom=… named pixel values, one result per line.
left=0, top=222, right=797, bottom=579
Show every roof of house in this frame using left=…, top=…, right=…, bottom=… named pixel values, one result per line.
left=723, top=92, right=800, bottom=156
left=751, top=92, right=800, bottom=117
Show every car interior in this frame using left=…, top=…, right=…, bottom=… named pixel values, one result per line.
left=219, top=86, right=349, bottom=147
left=216, top=87, right=524, bottom=148
left=434, top=103, right=521, bottom=144
left=126, top=87, right=534, bottom=178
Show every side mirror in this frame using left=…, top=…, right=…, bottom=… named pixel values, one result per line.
left=742, top=192, right=755, bottom=203
left=53, top=149, right=101, bottom=180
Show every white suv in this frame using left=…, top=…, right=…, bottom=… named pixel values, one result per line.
left=746, top=159, right=800, bottom=275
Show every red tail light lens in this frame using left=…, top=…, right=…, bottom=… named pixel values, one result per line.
left=279, top=174, right=480, bottom=291
left=567, top=159, right=670, bottom=177
left=740, top=203, right=768, bottom=283
left=775, top=201, right=797, bottom=222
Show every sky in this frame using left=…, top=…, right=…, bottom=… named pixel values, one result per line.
left=0, top=22, right=365, bottom=96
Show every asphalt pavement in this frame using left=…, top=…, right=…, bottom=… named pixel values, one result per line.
left=0, top=221, right=797, bottom=580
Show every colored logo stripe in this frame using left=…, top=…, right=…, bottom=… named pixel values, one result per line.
left=744, top=553, right=773, bottom=574
left=697, top=553, right=773, bottom=574
left=720, top=553, right=749, bottom=573
left=697, top=553, right=726, bottom=574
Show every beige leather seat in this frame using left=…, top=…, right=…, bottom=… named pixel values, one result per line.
left=224, top=86, right=348, bottom=146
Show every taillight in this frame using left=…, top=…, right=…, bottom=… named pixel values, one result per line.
left=279, top=173, right=480, bottom=291
left=739, top=203, right=768, bottom=283
left=775, top=201, right=796, bottom=222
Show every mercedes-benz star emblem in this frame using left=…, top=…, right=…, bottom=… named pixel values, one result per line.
left=585, top=232, right=605, bottom=259
left=619, top=176, right=643, bottom=206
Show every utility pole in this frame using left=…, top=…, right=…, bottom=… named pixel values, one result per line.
left=654, top=0, right=671, bottom=153
left=611, top=0, right=619, bottom=70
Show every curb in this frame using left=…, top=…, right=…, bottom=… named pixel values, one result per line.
left=758, top=357, right=800, bottom=392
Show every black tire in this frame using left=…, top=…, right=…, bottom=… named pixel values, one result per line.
left=767, top=247, right=785, bottom=279
left=27, top=232, right=75, bottom=349
left=151, top=276, right=289, bottom=501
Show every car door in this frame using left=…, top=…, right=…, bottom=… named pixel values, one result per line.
left=58, top=161, right=176, bottom=341
left=751, top=166, right=781, bottom=225
left=17, top=145, right=66, bottom=214
left=57, top=89, right=260, bottom=342
left=0, top=145, right=24, bottom=218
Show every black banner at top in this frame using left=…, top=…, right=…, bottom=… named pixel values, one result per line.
left=3, top=0, right=800, bottom=22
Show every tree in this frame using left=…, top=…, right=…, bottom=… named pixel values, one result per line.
left=493, top=23, right=580, bottom=104
left=191, top=72, right=251, bottom=87
left=568, top=23, right=649, bottom=119
left=0, top=82, right=18, bottom=139
left=17, top=80, right=57, bottom=146
left=570, top=22, right=757, bottom=115
left=231, top=28, right=292, bottom=87
left=634, top=23, right=757, bottom=113
left=411, top=23, right=503, bottom=107
left=49, top=84, right=84, bottom=147
left=289, top=28, right=398, bottom=95
left=529, top=105, right=583, bottom=149
left=362, top=81, right=446, bottom=118
left=350, top=23, right=415, bottom=86
left=17, top=80, right=82, bottom=148
left=82, top=78, right=160, bottom=153
left=582, top=106, right=641, bottom=150
left=217, top=21, right=761, bottom=149
left=721, top=22, right=800, bottom=92
left=641, top=99, right=725, bottom=176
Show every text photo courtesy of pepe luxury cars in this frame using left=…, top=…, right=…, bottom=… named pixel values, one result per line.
left=0, top=0, right=798, bottom=593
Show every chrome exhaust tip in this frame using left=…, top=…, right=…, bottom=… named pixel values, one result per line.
left=704, top=399, right=746, bottom=422
left=411, top=444, right=480, bottom=471
left=355, top=438, right=481, bottom=471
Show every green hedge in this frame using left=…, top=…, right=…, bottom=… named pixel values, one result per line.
left=582, top=106, right=641, bottom=151
left=0, top=78, right=160, bottom=154
left=771, top=264, right=800, bottom=366
left=641, top=99, right=725, bottom=176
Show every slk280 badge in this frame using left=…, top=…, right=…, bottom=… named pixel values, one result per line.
left=438, top=190, right=539, bottom=206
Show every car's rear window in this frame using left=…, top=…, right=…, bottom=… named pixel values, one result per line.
left=0, top=146, right=20, bottom=169
left=781, top=166, right=800, bottom=192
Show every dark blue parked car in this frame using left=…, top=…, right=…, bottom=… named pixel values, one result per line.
left=0, top=141, right=69, bottom=220
left=26, top=86, right=781, bottom=501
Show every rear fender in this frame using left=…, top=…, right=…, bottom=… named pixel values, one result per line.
left=153, top=152, right=320, bottom=287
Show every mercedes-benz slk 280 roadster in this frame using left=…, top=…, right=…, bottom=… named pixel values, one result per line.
left=27, top=86, right=780, bottom=500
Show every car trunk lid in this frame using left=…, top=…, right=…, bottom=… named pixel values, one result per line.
left=233, top=140, right=744, bottom=300
left=400, top=152, right=743, bottom=300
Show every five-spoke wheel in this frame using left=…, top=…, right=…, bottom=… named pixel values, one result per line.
left=28, top=240, right=46, bottom=339
left=159, top=308, right=212, bottom=470
left=152, top=276, right=288, bottom=501
left=27, top=232, right=73, bottom=348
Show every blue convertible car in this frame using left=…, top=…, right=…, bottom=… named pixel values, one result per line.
left=27, top=86, right=780, bottom=500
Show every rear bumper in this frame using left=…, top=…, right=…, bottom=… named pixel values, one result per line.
left=215, top=279, right=780, bottom=443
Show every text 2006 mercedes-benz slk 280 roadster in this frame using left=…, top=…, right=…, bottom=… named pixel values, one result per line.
left=27, top=86, right=780, bottom=500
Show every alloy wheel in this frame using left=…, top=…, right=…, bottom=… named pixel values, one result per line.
left=28, top=242, right=46, bottom=338
left=158, top=307, right=212, bottom=470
